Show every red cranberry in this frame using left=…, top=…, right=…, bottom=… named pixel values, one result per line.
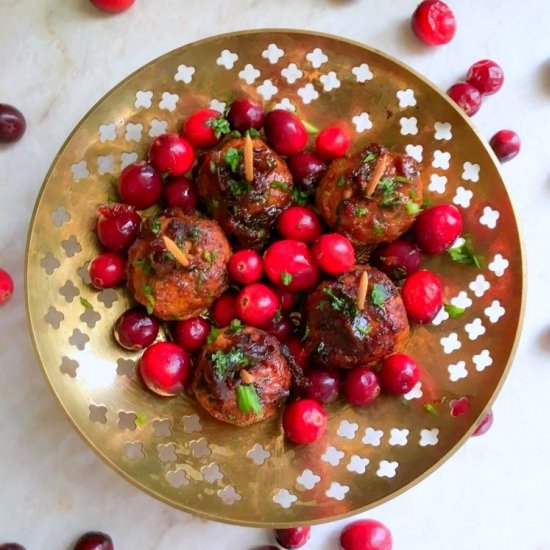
left=228, top=250, right=263, bottom=285
left=380, top=354, right=420, bottom=395
left=315, top=126, right=350, bottom=161
left=264, top=314, right=294, bottom=343
left=277, top=206, right=323, bottom=243
left=73, top=531, right=113, bottom=550
left=211, top=292, right=237, bottom=327
left=235, top=283, right=279, bottom=327
left=447, top=82, right=482, bottom=116
left=88, top=252, right=125, bottom=289
left=414, top=204, right=463, bottom=254
left=118, top=162, right=162, bottom=210
left=312, top=233, right=355, bottom=275
left=263, top=110, right=308, bottom=156
left=411, top=0, right=456, bottom=46
left=0, top=544, right=26, bottom=550
left=183, top=108, right=227, bottom=149
left=286, top=337, right=310, bottom=370
left=401, top=270, right=443, bottom=324
left=490, top=130, right=521, bottom=162
left=371, top=240, right=421, bottom=280
left=172, top=316, right=210, bottom=354
left=466, top=60, right=504, bottom=95
left=339, top=519, right=392, bottom=550
left=140, top=342, right=191, bottom=396
left=163, top=176, right=198, bottom=212
left=89, top=0, right=133, bottom=12
left=227, top=98, right=265, bottom=132
left=282, top=399, right=327, bottom=444
left=273, top=287, right=298, bottom=312
left=264, top=240, right=320, bottom=291
left=275, top=527, right=312, bottom=549
left=473, top=409, right=494, bottom=437
left=254, top=547, right=279, bottom=550
left=287, top=152, right=326, bottom=190
left=96, top=203, right=141, bottom=252
left=0, top=268, right=14, bottom=305
left=0, top=104, right=26, bottom=143
left=148, top=134, right=195, bottom=177
left=343, top=368, right=381, bottom=406
left=114, top=307, right=160, bottom=350
left=304, top=368, right=340, bottom=404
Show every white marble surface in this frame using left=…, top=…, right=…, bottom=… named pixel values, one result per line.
left=1, top=0, right=549, bottom=548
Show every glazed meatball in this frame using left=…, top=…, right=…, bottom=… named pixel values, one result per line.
left=316, top=144, right=422, bottom=246
left=192, top=326, right=293, bottom=426
left=127, top=210, right=231, bottom=320
left=196, top=137, right=293, bottom=249
left=307, top=266, right=410, bottom=369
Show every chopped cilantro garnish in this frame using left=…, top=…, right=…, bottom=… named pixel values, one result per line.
left=302, top=120, right=319, bottom=135
left=223, top=147, right=241, bottom=173
left=207, top=326, right=221, bottom=344
left=444, top=303, right=466, bottom=318
left=354, top=318, right=372, bottom=336
left=228, top=319, right=244, bottom=334
left=236, top=384, right=262, bottom=415
left=196, top=269, right=205, bottom=289
left=271, top=180, right=288, bottom=191
left=229, top=179, right=252, bottom=197
left=373, top=222, right=384, bottom=236
left=80, top=297, right=93, bottom=309
left=291, top=187, right=312, bottom=206
left=363, top=151, right=378, bottom=164
left=188, top=226, right=202, bottom=242
left=323, top=287, right=358, bottom=319
left=245, top=128, right=260, bottom=138
left=206, top=116, right=230, bottom=138
left=135, top=412, right=147, bottom=426
left=448, top=235, right=482, bottom=268
left=210, top=348, right=249, bottom=380
left=355, top=206, right=369, bottom=217
left=107, top=191, right=120, bottom=203
left=280, top=271, right=293, bottom=286
left=394, top=175, right=410, bottom=184
left=230, top=130, right=242, bottom=138
left=143, top=282, right=155, bottom=314
left=163, top=251, right=174, bottom=262
left=424, top=403, right=439, bottom=416
left=379, top=178, right=401, bottom=208
left=371, top=283, right=388, bottom=308
left=209, top=160, right=216, bottom=174
left=405, top=201, right=421, bottom=215
left=409, top=189, right=418, bottom=200
left=203, top=250, right=218, bottom=263
left=337, top=176, right=347, bottom=188
left=422, top=197, right=433, bottom=208
left=133, top=258, right=153, bottom=275
left=150, top=217, right=162, bottom=235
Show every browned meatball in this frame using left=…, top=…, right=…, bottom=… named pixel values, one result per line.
left=196, top=137, right=293, bottom=249
left=192, top=326, right=292, bottom=426
left=316, top=144, right=422, bottom=246
left=307, top=266, right=410, bottom=369
left=127, top=210, right=231, bottom=320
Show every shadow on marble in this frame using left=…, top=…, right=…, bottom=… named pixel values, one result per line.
left=536, top=59, right=550, bottom=97
left=536, top=326, right=550, bottom=354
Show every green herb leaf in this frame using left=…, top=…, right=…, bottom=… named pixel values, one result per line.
left=80, top=297, right=93, bottom=309
left=133, top=258, right=153, bottom=275
left=354, top=318, right=372, bottom=336
left=447, top=235, right=483, bottom=268
left=207, top=326, right=221, bottom=344
left=355, top=206, right=369, bottom=217
left=203, top=250, right=218, bottom=264
left=373, top=222, right=384, bottom=236
left=236, top=384, right=262, bottom=415
left=223, top=147, right=241, bottom=173
left=371, top=283, right=388, bottom=308
left=230, top=130, right=242, bottom=138
left=187, top=226, right=202, bottom=242
left=422, top=197, right=433, bottom=209
left=209, top=160, right=217, bottom=174
left=210, top=348, right=250, bottom=380
left=206, top=116, right=230, bottom=139
left=378, top=178, right=401, bottom=208
left=143, top=282, right=155, bottom=314
left=150, top=217, right=162, bottom=235
left=394, top=175, right=410, bottom=184
left=444, top=303, right=466, bottom=319
left=270, top=180, right=288, bottom=191
left=291, top=187, right=312, bottom=206
left=363, top=151, right=378, bottom=164
left=107, top=191, right=120, bottom=203
left=409, top=189, right=418, bottom=200
left=245, top=128, right=260, bottom=138
left=135, top=412, right=148, bottom=426
left=228, top=319, right=243, bottom=334
left=424, top=403, right=439, bottom=416
left=229, top=179, right=252, bottom=197
left=280, top=271, right=293, bottom=286
left=405, top=201, right=421, bottom=215
left=302, top=120, right=319, bottom=135
left=323, top=287, right=358, bottom=319
left=336, top=176, right=347, bottom=188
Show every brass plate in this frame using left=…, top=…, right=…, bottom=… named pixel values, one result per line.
left=25, top=30, right=525, bottom=527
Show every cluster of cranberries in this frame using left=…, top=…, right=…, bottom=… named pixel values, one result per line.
left=0, top=531, right=113, bottom=550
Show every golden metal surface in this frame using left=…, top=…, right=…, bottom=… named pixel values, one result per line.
left=25, top=30, right=525, bottom=527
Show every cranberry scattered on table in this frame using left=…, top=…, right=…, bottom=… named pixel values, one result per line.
left=73, top=531, right=114, bottom=550
left=275, top=526, right=312, bottom=549
left=0, top=268, right=14, bottom=305
left=0, top=104, right=26, bottom=143
left=0, top=544, right=26, bottom=550
left=490, top=129, right=521, bottom=162
left=466, top=59, right=504, bottom=95
left=447, top=82, right=482, bottom=116
left=89, top=0, right=134, bottom=13
left=473, top=409, right=494, bottom=436
left=339, top=519, right=393, bottom=550
left=411, top=0, right=457, bottom=46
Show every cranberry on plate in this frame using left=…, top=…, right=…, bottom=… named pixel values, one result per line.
left=273, top=287, right=298, bottom=312
left=163, top=176, right=198, bottom=212
left=227, top=98, right=265, bottom=132
left=140, top=341, right=191, bottom=396
left=277, top=206, right=323, bottom=243
left=73, top=531, right=114, bottom=550
left=490, top=130, right=521, bottom=162
left=0, top=103, right=26, bottom=143
left=466, top=59, right=504, bottom=95
left=89, top=0, right=134, bottom=12
left=172, top=316, right=210, bottom=354
left=315, top=126, right=351, bottom=161
left=96, top=203, right=141, bottom=252
left=312, top=233, right=355, bottom=275
left=228, top=249, right=263, bottom=284
left=411, top=0, right=456, bottom=46
left=473, top=409, right=494, bottom=436
left=114, top=307, right=160, bottom=350
left=401, top=269, right=443, bottom=324
left=343, top=368, right=381, bottom=406
left=304, top=368, right=341, bottom=405
left=118, top=162, right=162, bottom=210
left=282, top=399, right=327, bottom=444
left=88, top=252, right=126, bottom=289
left=0, top=268, right=14, bottom=305
left=264, top=314, right=294, bottom=343
left=339, top=519, right=393, bottom=550
left=287, top=151, right=326, bottom=190
left=210, top=292, right=237, bottom=327
left=183, top=108, right=227, bottom=149
left=380, top=353, right=420, bottom=395
left=263, top=110, right=308, bottom=156
left=413, top=204, right=463, bottom=254
left=447, top=82, right=482, bottom=116
left=275, top=526, right=312, bottom=549
left=235, top=283, right=279, bottom=327
left=148, top=134, right=195, bottom=177
left=286, top=336, right=310, bottom=371
left=371, top=239, right=421, bottom=280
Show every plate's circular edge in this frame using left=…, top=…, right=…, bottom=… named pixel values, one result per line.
left=24, top=28, right=527, bottom=528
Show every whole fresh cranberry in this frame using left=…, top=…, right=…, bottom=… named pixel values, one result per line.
left=447, top=82, right=482, bottom=116
left=273, top=287, right=298, bottom=312
left=0, top=544, right=26, bottom=550
left=183, top=108, right=227, bottom=149
left=339, top=519, right=392, bottom=550
left=172, top=316, right=210, bottom=354
left=227, top=98, right=265, bottom=132
left=473, top=409, right=494, bottom=436
left=0, top=268, right=14, bottom=305
left=235, top=283, right=279, bottom=327
left=88, top=252, right=126, bottom=289
left=0, top=104, right=26, bottom=143
left=163, top=176, right=198, bottom=212
left=254, top=547, right=279, bottom=550
left=263, top=110, right=308, bottom=156
left=401, top=270, right=443, bottom=324
left=304, top=368, right=341, bottom=404
left=490, top=130, right=521, bottom=162
left=414, top=204, right=463, bottom=254
left=275, top=527, right=312, bottom=549
left=148, top=134, right=195, bottom=176
left=89, top=0, right=134, bottom=12
left=315, top=126, right=350, bottom=161
left=343, top=368, right=381, bottom=406
left=114, top=307, right=160, bottom=350
left=283, top=399, right=327, bottom=444
left=73, top=532, right=113, bottom=550
left=264, top=240, right=319, bottom=291
left=277, top=206, right=323, bottom=243
left=118, top=162, right=162, bottom=210
left=228, top=250, right=263, bottom=284
left=264, top=314, right=294, bottom=343
left=411, top=0, right=456, bottom=46
left=380, top=354, right=420, bottom=395
left=96, top=203, right=141, bottom=252
left=312, top=233, right=355, bottom=275
left=211, top=292, right=237, bottom=327
left=371, top=240, right=421, bottom=280
left=140, top=342, right=191, bottom=396
left=286, top=337, right=310, bottom=371
left=287, top=152, right=326, bottom=190
left=466, top=60, right=504, bottom=95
